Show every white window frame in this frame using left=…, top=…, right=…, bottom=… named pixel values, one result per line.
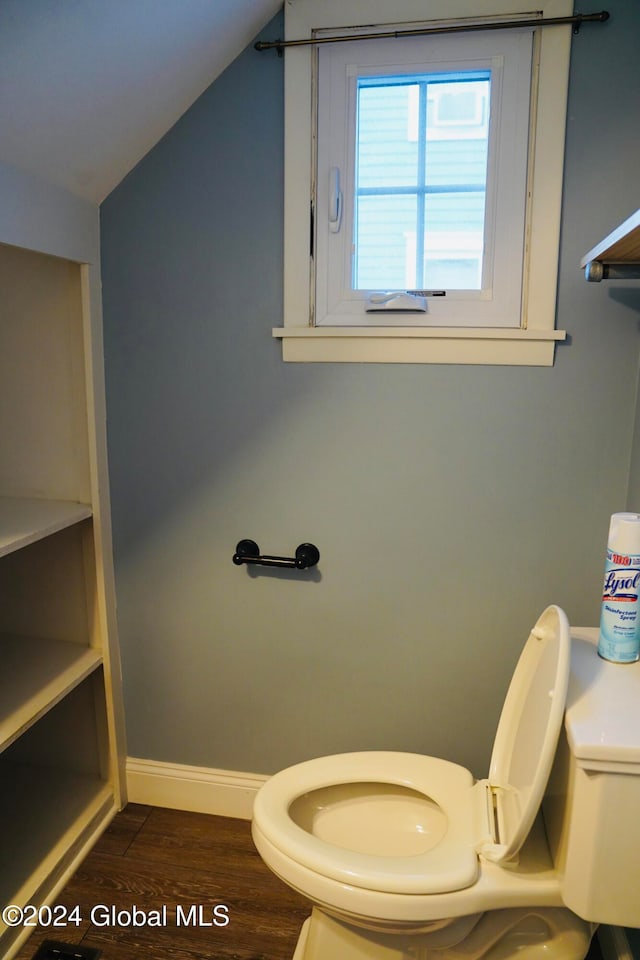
left=273, top=0, right=572, bottom=365
left=315, top=31, right=531, bottom=329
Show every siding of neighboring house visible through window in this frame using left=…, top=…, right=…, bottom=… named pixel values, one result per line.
left=354, top=77, right=489, bottom=290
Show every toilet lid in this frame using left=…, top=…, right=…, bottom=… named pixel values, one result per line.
left=485, top=604, right=570, bottom=862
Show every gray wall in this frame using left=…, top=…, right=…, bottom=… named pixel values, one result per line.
left=101, top=2, right=640, bottom=779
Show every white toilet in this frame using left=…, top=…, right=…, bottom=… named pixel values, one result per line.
left=252, top=605, right=640, bottom=960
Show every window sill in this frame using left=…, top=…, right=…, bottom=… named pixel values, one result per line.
left=272, top=326, right=566, bottom=365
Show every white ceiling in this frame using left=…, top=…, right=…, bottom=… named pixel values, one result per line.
left=0, top=0, right=281, bottom=204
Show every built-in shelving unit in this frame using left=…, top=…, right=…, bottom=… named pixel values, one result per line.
left=581, top=208, right=640, bottom=281
left=0, top=241, right=126, bottom=959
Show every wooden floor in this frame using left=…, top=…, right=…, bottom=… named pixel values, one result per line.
left=14, top=804, right=311, bottom=960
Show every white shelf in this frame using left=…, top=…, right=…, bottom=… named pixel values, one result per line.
left=0, top=497, right=92, bottom=558
left=0, top=634, right=102, bottom=753
left=581, top=208, right=640, bottom=267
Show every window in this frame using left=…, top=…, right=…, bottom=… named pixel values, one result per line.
left=274, top=0, right=573, bottom=364
left=316, top=29, right=532, bottom=328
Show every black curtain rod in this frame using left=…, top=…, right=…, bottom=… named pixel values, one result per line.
left=255, top=10, right=609, bottom=52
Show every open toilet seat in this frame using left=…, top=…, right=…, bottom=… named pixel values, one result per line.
left=253, top=606, right=571, bottom=903
left=254, top=751, right=484, bottom=894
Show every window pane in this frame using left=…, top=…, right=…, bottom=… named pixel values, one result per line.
left=425, top=116, right=490, bottom=185
left=424, top=191, right=486, bottom=289
left=424, top=78, right=489, bottom=289
left=424, top=257, right=481, bottom=288
left=357, top=83, right=419, bottom=189
left=427, top=79, right=489, bottom=135
left=354, top=73, right=490, bottom=291
left=354, top=194, right=417, bottom=290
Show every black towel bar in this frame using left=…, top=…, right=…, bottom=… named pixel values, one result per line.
left=232, top=539, right=320, bottom=570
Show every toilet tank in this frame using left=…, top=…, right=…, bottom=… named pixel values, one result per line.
left=543, top=628, right=640, bottom=928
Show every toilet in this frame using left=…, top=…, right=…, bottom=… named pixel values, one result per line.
left=252, top=605, right=640, bottom=960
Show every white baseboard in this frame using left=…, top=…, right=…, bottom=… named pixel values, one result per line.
left=126, top=757, right=268, bottom=820
left=598, top=926, right=634, bottom=960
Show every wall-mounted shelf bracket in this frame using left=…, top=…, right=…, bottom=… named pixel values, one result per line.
left=581, top=209, right=640, bottom=281
left=584, top=261, right=640, bottom=283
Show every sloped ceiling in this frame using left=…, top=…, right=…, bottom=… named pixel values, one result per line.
left=0, top=0, right=281, bottom=204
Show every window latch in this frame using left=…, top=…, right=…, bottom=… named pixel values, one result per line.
left=328, top=167, right=343, bottom=233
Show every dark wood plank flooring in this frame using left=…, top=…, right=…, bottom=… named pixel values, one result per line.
left=14, top=804, right=311, bottom=960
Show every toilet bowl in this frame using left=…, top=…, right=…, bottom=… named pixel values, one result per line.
left=252, top=606, right=640, bottom=959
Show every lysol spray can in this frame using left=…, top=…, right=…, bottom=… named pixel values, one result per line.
left=598, top=512, right=640, bottom=663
